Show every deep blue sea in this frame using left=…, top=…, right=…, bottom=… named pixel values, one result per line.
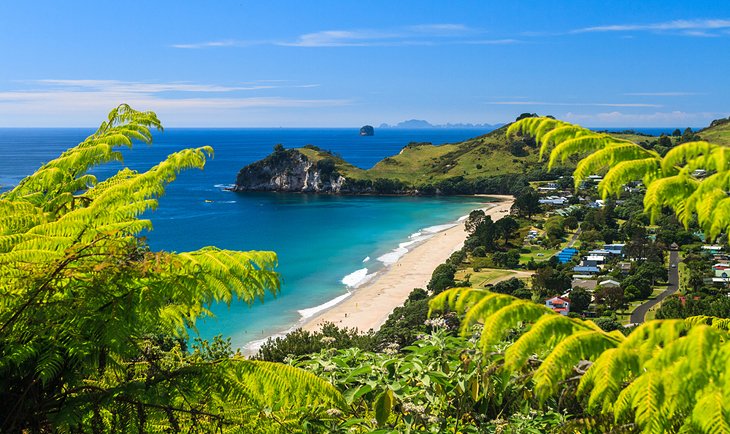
left=0, top=127, right=498, bottom=350
left=0, top=126, right=682, bottom=350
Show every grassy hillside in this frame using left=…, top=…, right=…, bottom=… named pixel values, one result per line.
left=699, top=117, right=730, bottom=145
left=297, top=145, right=367, bottom=178
left=295, top=125, right=547, bottom=186
left=244, top=117, right=730, bottom=194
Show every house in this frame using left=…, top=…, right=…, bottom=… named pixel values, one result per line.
left=604, top=244, right=626, bottom=256
left=585, top=255, right=607, bottom=265
left=588, top=249, right=611, bottom=256
left=616, top=261, right=632, bottom=274
left=713, top=263, right=730, bottom=278
left=546, top=296, right=570, bottom=315
left=588, top=199, right=605, bottom=208
left=538, top=184, right=558, bottom=192
left=539, top=196, right=568, bottom=206
left=555, top=247, right=578, bottom=264
left=692, top=169, right=707, bottom=178
left=587, top=175, right=603, bottom=183
left=702, top=245, right=724, bottom=255
left=572, top=278, right=597, bottom=291
left=598, top=279, right=621, bottom=289
left=573, top=265, right=600, bottom=275
left=525, top=229, right=539, bottom=241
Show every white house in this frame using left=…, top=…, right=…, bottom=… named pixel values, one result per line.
left=598, top=279, right=621, bottom=288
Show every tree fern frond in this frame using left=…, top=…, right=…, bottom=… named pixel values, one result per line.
left=478, top=300, right=554, bottom=350
left=573, top=142, right=657, bottom=188
left=690, top=388, right=730, bottom=434
left=548, top=134, right=618, bottom=171
left=661, top=141, right=716, bottom=174
left=533, top=329, right=620, bottom=402
left=598, top=157, right=661, bottom=199
left=503, top=314, right=596, bottom=372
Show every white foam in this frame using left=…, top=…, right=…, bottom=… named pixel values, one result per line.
left=409, top=231, right=423, bottom=238
left=243, top=333, right=288, bottom=353
left=362, top=256, right=370, bottom=262
left=342, top=268, right=369, bottom=287
left=422, top=223, right=458, bottom=233
left=377, top=247, right=408, bottom=265
left=214, top=183, right=236, bottom=190
left=458, top=214, right=469, bottom=222
left=297, top=292, right=352, bottom=319
left=377, top=233, right=436, bottom=265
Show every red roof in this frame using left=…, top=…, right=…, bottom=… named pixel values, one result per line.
left=547, top=296, right=570, bottom=304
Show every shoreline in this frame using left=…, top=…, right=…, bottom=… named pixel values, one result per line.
left=299, top=194, right=515, bottom=334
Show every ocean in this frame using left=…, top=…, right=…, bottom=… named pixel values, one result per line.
left=0, top=127, right=496, bottom=350
left=0, top=125, right=684, bottom=350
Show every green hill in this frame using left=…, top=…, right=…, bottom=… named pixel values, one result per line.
left=238, top=119, right=730, bottom=194
left=297, top=125, right=545, bottom=185
left=699, top=117, right=730, bottom=145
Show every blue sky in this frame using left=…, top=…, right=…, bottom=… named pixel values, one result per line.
left=0, top=1, right=728, bottom=127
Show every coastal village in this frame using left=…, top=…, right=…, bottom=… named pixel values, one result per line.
left=450, top=159, right=730, bottom=327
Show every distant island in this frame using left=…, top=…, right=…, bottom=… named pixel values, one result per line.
left=359, top=125, right=374, bottom=136
left=379, top=119, right=505, bottom=129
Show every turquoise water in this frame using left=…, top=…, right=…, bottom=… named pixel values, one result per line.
left=0, top=128, right=493, bottom=349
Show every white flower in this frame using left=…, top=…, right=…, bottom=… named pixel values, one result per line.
left=424, top=317, right=447, bottom=328
left=325, top=408, right=343, bottom=417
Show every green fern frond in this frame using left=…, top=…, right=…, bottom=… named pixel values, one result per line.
left=479, top=299, right=554, bottom=350
left=661, top=141, right=716, bottom=173
left=598, top=157, right=661, bottom=199
left=503, top=314, right=596, bottom=372
left=573, top=142, right=657, bottom=188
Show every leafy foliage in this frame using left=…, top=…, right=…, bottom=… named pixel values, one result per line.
left=432, top=288, right=730, bottom=433
left=0, top=105, right=343, bottom=432
left=509, top=116, right=730, bottom=238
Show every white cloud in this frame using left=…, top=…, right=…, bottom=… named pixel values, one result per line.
left=174, top=24, right=520, bottom=48
left=574, top=19, right=730, bottom=35
left=171, top=40, right=266, bottom=49
left=0, top=80, right=349, bottom=126
left=32, top=79, right=278, bottom=93
left=464, top=39, right=521, bottom=45
left=564, top=110, right=729, bottom=126
left=624, top=92, right=701, bottom=97
left=487, top=101, right=663, bottom=108
left=279, top=30, right=403, bottom=47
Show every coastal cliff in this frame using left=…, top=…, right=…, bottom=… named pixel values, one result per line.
left=233, top=148, right=349, bottom=193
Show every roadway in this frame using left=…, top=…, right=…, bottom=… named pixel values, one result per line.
left=629, top=249, right=680, bottom=324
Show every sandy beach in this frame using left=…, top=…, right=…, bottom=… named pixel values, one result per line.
left=302, top=194, right=515, bottom=333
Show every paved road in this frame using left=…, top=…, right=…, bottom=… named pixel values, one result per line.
left=629, top=249, right=680, bottom=324
left=566, top=228, right=581, bottom=248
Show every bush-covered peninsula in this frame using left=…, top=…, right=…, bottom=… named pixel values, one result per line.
left=234, top=115, right=730, bottom=195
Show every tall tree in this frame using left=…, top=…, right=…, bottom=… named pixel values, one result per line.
left=496, top=215, right=519, bottom=244
left=512, top=187, right=541, bottom=219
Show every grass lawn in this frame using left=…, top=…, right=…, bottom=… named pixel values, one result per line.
left=519, top=229, right=579, bottom=265
left=519, top=246, right=558, bottom=265
left=455, top=268, right=515, bottom=288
